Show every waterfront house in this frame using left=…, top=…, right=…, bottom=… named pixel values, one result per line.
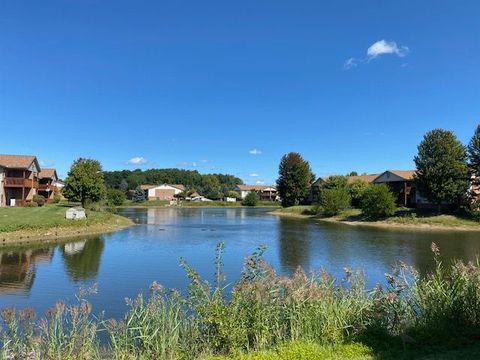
left=141, top=184, right=186, bottom=201
left=38, top=168, right=59, bottom=203
left=372, top=170, right=416, bottom=207
left=235, top=184, right=278, bottom=201
left=0, top=155, right=41, bottom=207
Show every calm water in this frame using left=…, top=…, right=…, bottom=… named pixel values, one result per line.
left=1, top=207, right=480, bottom=318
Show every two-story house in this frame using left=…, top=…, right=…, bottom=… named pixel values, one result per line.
left=0, top=155, right=41, bottom=207
left=38, top=168, right=59, bottom=203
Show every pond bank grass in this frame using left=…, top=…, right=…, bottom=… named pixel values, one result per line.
left=2, top=243, right=480, bottom=359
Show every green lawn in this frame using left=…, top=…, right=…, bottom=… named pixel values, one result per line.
left=0, top=204, right=129, bottom=233
left=207, top=340, right=480, bottom=360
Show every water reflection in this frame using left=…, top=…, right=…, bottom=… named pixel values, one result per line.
left=61, top=237, right=105, bottom=281
left=0, top=247, right=53, bottom=295
left=277, top=218, right=312, bottom=271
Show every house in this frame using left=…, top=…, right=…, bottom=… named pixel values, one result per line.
left=372, top=170, right=416, bottom=207
left=38, top=168, right=58, bottom=203
left=0, top=155, right=41, bottom=207
left=235, top=184, right=278, bottom=201
left=310, top=174, right=378, bottom=203
left=140, top=184, right=186, bottom=201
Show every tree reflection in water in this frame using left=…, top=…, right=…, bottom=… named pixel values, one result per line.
left=61, top=237, right=105, bottom=281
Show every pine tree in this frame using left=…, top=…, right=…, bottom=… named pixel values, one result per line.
left=132, top=186, right=146, bottom=203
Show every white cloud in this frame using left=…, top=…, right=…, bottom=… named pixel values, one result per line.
left=255, top=180, right=265, bottom=185
left=344, top=39, right=409, bottom=70
left=127, top=156, right=147, bottom=165
left=192, top=162, right=198, bottom=167
left=249, top=173, right=259, bottom=177
left=366, top=40, right=409, bottom=60
left=249, top=148, right=262, bottom=155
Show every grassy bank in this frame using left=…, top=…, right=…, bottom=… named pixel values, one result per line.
left=0, top=204, right=133, bottom=243
left=272, top=206, right=480, bottom=230
left=2, top=243, right=480, bottom=359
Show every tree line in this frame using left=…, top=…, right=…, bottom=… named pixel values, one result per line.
left=275, top=124, right=480, bottom=219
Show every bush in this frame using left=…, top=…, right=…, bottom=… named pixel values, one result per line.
left=361, top=184, right=396, bottom=219
left=25, top=201, right=38, bottom=207
left=107, top=188, right=126, bottom=206
left=319, top=187, right=351, bottom=216
left=53, top=193, right=62, bottom=203
left=32, top=194, right=46, bottom=206
left=132, top=186, right=146, bottom=203
left=227, top=191, right=240, bottom=200
left=242, top=192, right=258, bottom=206
left=348, top=180, right=369, bottom=208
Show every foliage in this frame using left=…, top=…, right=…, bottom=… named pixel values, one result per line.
left=3, top=244, right=480, bottom=358
left=322, top=175, right=348, bottom=190
left=132, top=186, right=146, bottom=203
left=347, top=171, right=359, bottom=177
left=242, top=192, right=259, bottom=206
left=103, top=168, right=243, bottom=196
left=361, top=184, right=396, bottom=219
left=24, top=201, right=38, bottom=208
left=53, top=192, right=62, bottom=204
left=63, top=158, right=107, bottom=207
left=468, top=124, right=480, bottom=177
left=106, top=189, right=126, bottom=206
left=32, top=194, right=46, bottom=207
left=276, top=152, right=315, bottom=207
left=348, top=180, right=369, bottom=208
left=227, top=191, right=240, bottom=200
left=319, top=187, right=351, bottom=216
left=414, top=129, right=470, bottom=210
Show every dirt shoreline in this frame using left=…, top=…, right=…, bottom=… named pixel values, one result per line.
left=269, top=210, right=480, bottom=232
left=0, top=215, right=134, bottom=245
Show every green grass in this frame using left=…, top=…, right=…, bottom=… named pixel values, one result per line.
left=0, top=204, right=129, bottom=233
left=277, top=206, right=480, bottom=228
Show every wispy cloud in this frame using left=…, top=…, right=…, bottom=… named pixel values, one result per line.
left=255, top=180, right=265, bottom=185
left=249, top=148, right=262, bottom=155
left=249, top=173, right=259, bottom=177
left=344, top=39, right=410, bottom=70
left=127, top=156, right=147, bottom=165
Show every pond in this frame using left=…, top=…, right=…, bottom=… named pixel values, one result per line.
left=1, top=207, right=479, bottom=319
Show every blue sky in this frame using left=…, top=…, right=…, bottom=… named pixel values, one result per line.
left=1, top=1, right=479, bottom=184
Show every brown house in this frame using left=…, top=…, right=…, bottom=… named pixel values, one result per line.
left=0, top=155, right=41, bottom=207
left=372, top=170, right=416, bottom=207
left=38, top=168, right=59, bottom=203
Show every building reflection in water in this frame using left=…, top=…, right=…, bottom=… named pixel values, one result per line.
left=61, top=237, right=105, bottom=282
left=0, top=247, right=53, bottom=295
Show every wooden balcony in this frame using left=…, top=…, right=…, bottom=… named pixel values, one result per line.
left=38, top=183, right=54, bottom=191
left=4, top=177, right=39, bottom=188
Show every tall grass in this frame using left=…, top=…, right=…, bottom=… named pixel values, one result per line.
left=1, top=243, right=480, bottom=359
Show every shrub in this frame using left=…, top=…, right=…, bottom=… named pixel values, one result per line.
left=242, top=192, right=258, bottom=206
left=132, top=186, right=146, bottom=203
left=32, top=194, right=46, bottom=207
left=348, top=180, right=369, bottom=208
left=227, top=191, right=240, bottom=200
left=107, top=188, right=126, bottom=206
left=319, top=187, right=351, bottom=216
left=53, top=193, right=62, bottom=203
left=361, top=184, right=396, bottom=219
left=25, top=201, right=38, bottom=207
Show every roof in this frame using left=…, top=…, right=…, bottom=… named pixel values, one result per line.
left=0, top=155, right=39, bottom=170
left=374, top=170, right=416, bottom=182
left=236, top=184, right=276, bottom=191
left=346, top=174, right=379, bottom=184
left=38, top=168, right=58, bottom=179
left=140, top=184, right=186, bottom=191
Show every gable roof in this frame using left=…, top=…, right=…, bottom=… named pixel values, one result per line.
left=140, top=184, right=186, bottom=191
left=236, top=184, right=276, bottom=191
left=38, top=168, right=58, bottom=180
left=373, top=170, right=416, bottom=182
left=0, top=155, right=40, bottom=170
left=347, top=174, right=379, bottom=184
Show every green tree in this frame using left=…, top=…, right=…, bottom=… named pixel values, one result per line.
left=361, top=184, right=396, bottom=219
left=276, top=152, right=315, bottom=207
left=322, top=175, right=348, bottom=190
left=348, top=179, right=369, bottom=208
left=119, top=179, right=129, bottom=192
left=347, top=171, right=358, bottom=176
left=468, top=125, right=480, bottom=184
left=319, top=187, right=351, bottom=216
left=107, top=188, right=126, bottom=206
left=227, top=191, right=240, bottom=200
left=63, top=158, right=106, bottom=207
left=414, top=129, right=470, bottom=212
left=132, top=186, right=146, bottom=203
left=242, top=191, right=258, bottom=206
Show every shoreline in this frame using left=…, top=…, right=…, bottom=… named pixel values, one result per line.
left=269, top=209, right=480, bottom=232
left=0, top=214, right=134, bottom=245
